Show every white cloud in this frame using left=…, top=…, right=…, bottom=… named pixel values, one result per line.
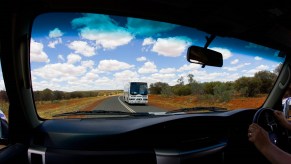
left=30, top=39, right=50, bottom=63
left=136, top=56, right=147, bottom=62
left=81, top=60, right=95, bottom=69
left=81, top=72, right=99, bottom=81
left=209, top=47, right=232, bottom=60
left=97, top=60, right=134, bottom=71
left=142, top=37, right=155, bottom=46
left=223, top=63, right=251, bottom=71
left=159, top=68, right=176, bottom=74
left=68, top=41, right=96, bottom=57
left=245, top=65, right=270, bottom=75
left=231, top=59, right=239, bottom=65
left=49, top=28, right=64, bottom=38
left=57, top=55, right=65, bottom=62
left=32, top=63, right=86, bottom=80
left=151, top=73, right=176, bottom=79
left=67, top=53, right=82, bottom=64
left=80, top=29, right=133, bottom=49
left=177, top=64, right=201, bottom=72
left=114, top=70, right=139, bottom=81
left=95, top=77, right=112, bottom=85
left=151, top=37, right=191, bottom=57
left=138, top=61, right=158, bottom=74
left=48, top=38, right=62, bottom=48
left=255, top=56, right=262, bottom=60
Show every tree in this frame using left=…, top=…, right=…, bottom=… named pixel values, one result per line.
left=213, top=83, right=234, bottom=102
left=254, top=70, right=277, bottom=94
left=42, top=88, right=54, bottom=101
left=161, top=85, right=174, bottom=97
left=149, top=82, right=169, bottom=94
left=172, top=85, right=191, bottom=96
left=235, top=77, right=261, bottom=97
left=177, top=76, right=184, bottom=85
left=274, top=63, right=283, bottom=75
left=187, top=74, right=194, bottom=84
left=203, top=81, right=222, bottom=95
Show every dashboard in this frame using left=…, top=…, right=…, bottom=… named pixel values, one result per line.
left=28, top=109, right=263, bottom=164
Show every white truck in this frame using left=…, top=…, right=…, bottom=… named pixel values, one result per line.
left=124, top=82, right=148, bottom=104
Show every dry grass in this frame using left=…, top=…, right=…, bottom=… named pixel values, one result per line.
left=148, top=94, right=267, bottom=111
left=36, top=96, right=111, bottom=119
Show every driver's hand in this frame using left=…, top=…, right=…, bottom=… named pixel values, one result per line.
left=274, top=111, right=289, bottom=128
left=248, top=123, right=272, bottom=151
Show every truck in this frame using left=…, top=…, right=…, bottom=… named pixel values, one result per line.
left=124, top=82, right=148, bottom=104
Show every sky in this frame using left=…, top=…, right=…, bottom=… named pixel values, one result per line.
left=24, top=12, right=285, bottom=92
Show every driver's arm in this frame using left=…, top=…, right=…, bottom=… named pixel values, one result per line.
left=274, top=111, right=291, bottom=131
left=249, top=123, right=291, bottom=164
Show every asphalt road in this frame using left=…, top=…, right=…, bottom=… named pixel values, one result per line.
left=93, top=96, right=165, bottom=113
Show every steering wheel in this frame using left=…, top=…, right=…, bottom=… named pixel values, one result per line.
left=253, top=107, right=289, bottom=151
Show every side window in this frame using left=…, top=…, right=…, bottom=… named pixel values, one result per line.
left=282, top=83, right=291, bottom=120
left=0, top=65, right=9, bottom=149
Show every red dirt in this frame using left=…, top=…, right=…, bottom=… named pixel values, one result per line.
left=148, top=94, right=267, bottom=111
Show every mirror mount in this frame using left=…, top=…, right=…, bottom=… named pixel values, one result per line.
left=204, top=34, right=216, bottom=49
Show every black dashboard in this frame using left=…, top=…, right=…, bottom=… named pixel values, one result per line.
left=28, top=109, right=264, bottom=164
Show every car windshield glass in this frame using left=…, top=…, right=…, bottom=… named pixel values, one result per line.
left=30, top=12, right=285, bottom=119
left=130, top=83, right=148, bottom=95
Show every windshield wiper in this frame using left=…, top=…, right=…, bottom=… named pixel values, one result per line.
left=53, top=110, right=154, bottom=117
left=166, top=106, right=228, bottom=114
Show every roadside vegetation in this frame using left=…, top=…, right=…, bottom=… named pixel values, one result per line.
left=148, top=66, right=281, bottom=110
left=150, top=70, right=277, bottom=102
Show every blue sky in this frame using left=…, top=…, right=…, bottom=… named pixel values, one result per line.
left=28, top=13, right=284, bottom=91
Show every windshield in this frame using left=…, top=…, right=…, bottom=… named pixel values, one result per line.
left=30, top=12, right=285, bottom=119
left=130, top=83, right=148, bottom=95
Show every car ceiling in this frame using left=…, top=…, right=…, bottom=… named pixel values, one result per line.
left=2, top=0, right=291, bottom=53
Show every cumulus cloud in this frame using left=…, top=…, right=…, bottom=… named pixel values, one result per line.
left=48, top=38, right=62, bottom=48
left=30, top=39, right=50, bottom=63
left=81, top=72, right=99, bottom=81
left=254, top=56, right=262, bottom=60
left=81, top=60, right=95, bottom=69
left=209, top=47, right=232, bottom=60
left=72, top=14, right=134, bottom=49
left=159, top=68, right=176, bottom=74
left=138, top=61, right=158, bottom=74
left=142, top=37, right=155, bottom=46
left=151, top=37, right=192, bottom=57
left=231, top=59, right=239, bottom=65
left=245, top=65, right=270, bottom=75
left=32, top=63, right=86, bottom=80
left=57, top=55, right=65, bottom=62
left=97, top=60, right=134, bottom=72
left=136, top=56, right=147, bottom=62
left=223, top=63, right=251, bottom=71
left=49, top=28, right=64, bottom=38
left=68, top=41, right=96, bottom=57
left=177, top=64, right=200, bottom=72
left=67, top=53, right=82, bottom=64
left=114, top=70, right=139, bottom=81
left=151, top=73, right=176, bottom=80
left=127, top=17, right=177, bottom=36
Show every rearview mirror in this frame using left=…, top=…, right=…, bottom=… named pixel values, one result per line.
left=187, top=45, right=223, bottom=67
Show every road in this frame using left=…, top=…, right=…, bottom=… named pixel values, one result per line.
left=93, top=96, right=165, bottom=113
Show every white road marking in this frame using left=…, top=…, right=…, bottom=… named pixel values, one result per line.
left=118, top=96, right=136, bottom=113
